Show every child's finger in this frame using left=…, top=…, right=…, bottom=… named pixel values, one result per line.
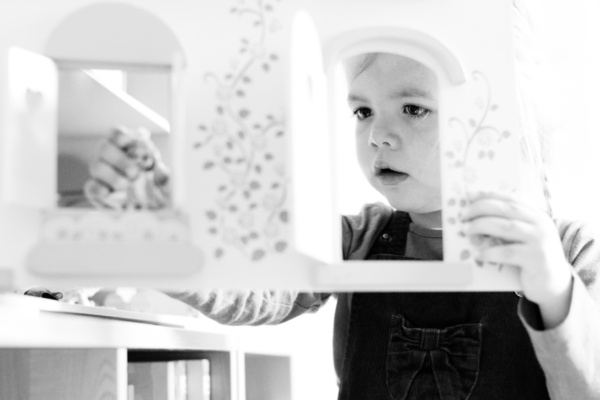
left=475, top=243, right=533, bottom=268
left=98, top=141, right=140, bottom=180
left=89, top=160, right=131, bottom=191
left=465, top=216, right=536, bottom=243
left=109, top=126, right=137, bottom=149
left=461, top=198, right=539, bottom=225
left=84, top=180, right=119, bottom=210
left=466, top=190, right=528, bottom=204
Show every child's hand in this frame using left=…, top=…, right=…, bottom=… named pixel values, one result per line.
left=84, top=126, right=170, bottom=210
left=462, top=191, right=573, bottom=327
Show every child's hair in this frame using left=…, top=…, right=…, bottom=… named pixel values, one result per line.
left=344, top=1, right=553, bottom=216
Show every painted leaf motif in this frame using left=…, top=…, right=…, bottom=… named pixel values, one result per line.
left=252, top=249, right=266, bottom=261
left=204, top=161, right=215, bottom=170
left=275, top=241, right=287, bottom=252
left=279, top=210, right=288, bottom=223
left=460, top=250, right=471, bottom=260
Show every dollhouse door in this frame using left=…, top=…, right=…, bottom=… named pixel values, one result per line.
left=3, top=47, right=58, bottom=209
left=289, top=11, right=336, bottom=265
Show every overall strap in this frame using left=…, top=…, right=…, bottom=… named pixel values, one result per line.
left=334, top=210, right=412, bottom=382
left=365, top=210, right=412, bottom=259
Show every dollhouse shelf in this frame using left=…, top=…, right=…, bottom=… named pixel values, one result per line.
left=0, top=294, right=291, bottom=400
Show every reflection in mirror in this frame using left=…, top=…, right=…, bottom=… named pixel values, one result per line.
left=44, top=2, right=184, bottom=211
left=334, top=52, right=443, bottom=257
left=56, top=62, right=172, bottom=209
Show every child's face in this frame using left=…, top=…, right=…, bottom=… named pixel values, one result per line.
left=345, top=53, right=442, bottom=221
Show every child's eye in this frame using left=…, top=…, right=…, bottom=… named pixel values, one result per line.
left=353, top=107, right=372, bottom=121
left=403, top=104, right=430, bottom=119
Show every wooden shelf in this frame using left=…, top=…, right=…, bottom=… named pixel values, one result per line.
left=0, top=294, right=291, bottom=400
left=0, top=294, right=236, bottom=351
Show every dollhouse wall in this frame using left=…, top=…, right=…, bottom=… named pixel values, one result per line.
left=0, top=2, right=340, bottom=398
left=0, top=0, right=301, bottom=289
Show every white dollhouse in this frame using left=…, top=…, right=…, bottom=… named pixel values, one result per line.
left=0, top=0, right=524, bottom=292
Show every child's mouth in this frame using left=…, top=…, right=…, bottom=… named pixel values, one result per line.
left=376, top=168, right=409, bottom=185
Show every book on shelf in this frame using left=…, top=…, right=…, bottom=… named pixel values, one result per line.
left=128, top=359, right=210, bottom=400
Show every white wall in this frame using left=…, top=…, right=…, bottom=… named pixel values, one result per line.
left=538, top=0, right=600, bottom=232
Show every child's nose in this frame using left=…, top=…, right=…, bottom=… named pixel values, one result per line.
left=369, top=118, right=400, bottom=148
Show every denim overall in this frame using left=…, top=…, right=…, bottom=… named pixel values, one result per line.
left=336, top=211, right=550, bottom=400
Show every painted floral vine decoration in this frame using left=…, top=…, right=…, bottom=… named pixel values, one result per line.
left=194, top=0, right=288, bottom=261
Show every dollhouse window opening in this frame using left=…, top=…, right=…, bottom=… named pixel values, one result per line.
left=55, top=60, right=174, bottom=209
left=325, top=30, right=467, bottom=265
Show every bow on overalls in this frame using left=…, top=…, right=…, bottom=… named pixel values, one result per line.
left=386, top=315, right=483, bottom=400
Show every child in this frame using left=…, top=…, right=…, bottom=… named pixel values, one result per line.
left=87, top=4, right=600, bottom=399
left=166, top=52, right=600, bottom=400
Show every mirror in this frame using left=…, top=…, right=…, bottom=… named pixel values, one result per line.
left=56, top=63, right=172, bottom=209
left=45, top=2, right=183, bottom=211
left=24, top=2, right=203, bottom=278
